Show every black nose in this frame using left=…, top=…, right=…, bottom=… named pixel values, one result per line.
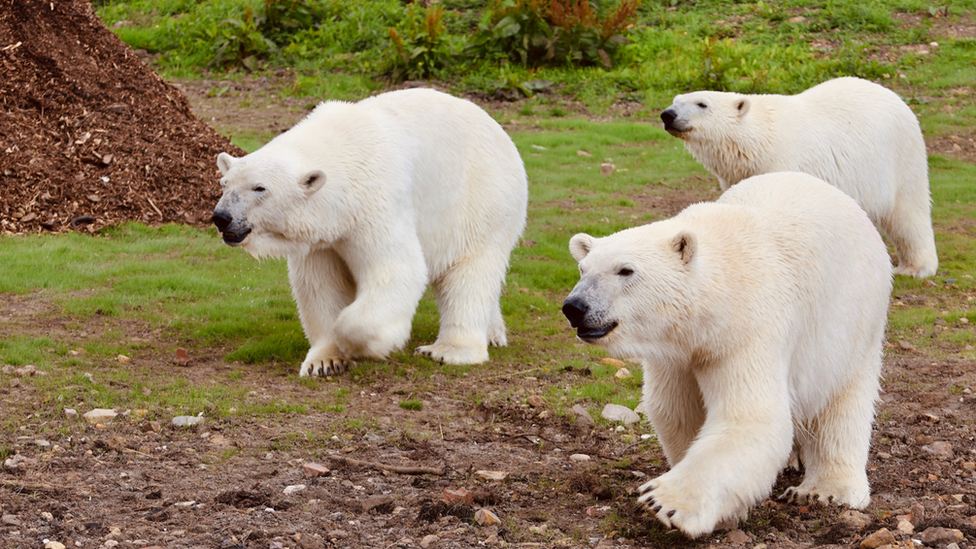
left=661, top=108, right=676, bottom=126
left=212, top=210, right=232, bottom=232
left=562, top=297, right=589, bottom=328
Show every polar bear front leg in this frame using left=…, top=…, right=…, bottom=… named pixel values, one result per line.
left=636, top=354, right=793, bottom=538
left=417, top=249, right=509, bottom=364
left=288, top=249, right=356, bottom=377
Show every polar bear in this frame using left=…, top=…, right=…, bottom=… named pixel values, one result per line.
left=212, top=88, right=528, bottom=375
left=562, top=172, right=891, bottom=538
left=660, top=77, right=937, bottom=278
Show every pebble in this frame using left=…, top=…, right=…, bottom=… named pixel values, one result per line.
left=474, top=470, right=509, bottom=482
left=420, top=534, right=439, bottom=548
left=2, top=514, right=21, bottom=526
left=600, top=358, right=625, bottom=368
left=725, top=529, right=751, bottom=544
left=442, top=488, right=473, bottom=505
left=43, top=542, right=65, bottom=549
left=600, top=163, right=615, bottom=176
left=40, top=511, right=53, bottom=521
left=526, top=395, right=544, bottom=408
left=83, top=408, right=117, bottom=423
left=918, top=527, right=964, bottom=546
left=103, top=541, right=120, bottom=548
left=572, top=404, right=594, bottom=425
left=860, top=528, right=895, bottom=549
left=302, top=463, right=330, bottom=477
left=614, top=367, right=632, bottom=379
left=283, top=484, right=306, bottom=495
left=896, top=518, right=914, bottom=534
left=921, top=441, right=953, bottom=459
left=172, top=415, right=204, bottom=427
left=14, top=365, right=37, bottom=377
left=63, top=408, right=77, bottom=419
left=3, top=454, right=35, bottom=471
left=570, top=453, right=591, bottom=462
left=327, top=530, right=349, bottom=539
left=601, top=403, right=640, bottom=425
left=475, top=508, right=501, bottom=526
left=838, top=509, right=872, bottom=531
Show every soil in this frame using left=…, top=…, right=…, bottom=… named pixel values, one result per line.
left=2, top=2, right=976, bottom=548
left=0, top=0, right=243, bottom=235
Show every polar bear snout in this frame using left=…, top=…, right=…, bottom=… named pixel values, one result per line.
left=660, top=106, right=690, bottom=136
left=562, top=295, right=617, bottom=342
left=211, top=208, right=252, bottom=245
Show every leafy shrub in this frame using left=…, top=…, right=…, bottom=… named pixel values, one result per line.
left=204, top=6, right=277, bottom=71
left=388, top=2, right=455, bottom=81
left=467, top=0, right=640, bottom=67
left=260, top=0, right=323, bottom=44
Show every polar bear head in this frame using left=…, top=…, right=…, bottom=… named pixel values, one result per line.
left=212, top=151, right=327, bottom=259
left=562, top=224, right=698, bottom=357
left=660, top=91, right=752, bottom=140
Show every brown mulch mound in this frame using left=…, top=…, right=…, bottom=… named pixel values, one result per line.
left=0, top=0, right=243, bottom=235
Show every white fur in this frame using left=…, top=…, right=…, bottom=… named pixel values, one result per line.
left=564, top=172, right=891, bottom=538
left=662, top=76, right=937, bottom=278
left=214, top=89, right=528, bottom=374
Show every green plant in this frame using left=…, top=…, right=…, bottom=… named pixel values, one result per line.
left=388, top=2, right=454, bottom=81
left=467, top=0, right=640, bottom=67
left=260, top=0, right=321, bottom=44
left=204, top=6, right=277, bottom=70
left=399, top=399, right=424, bottom=411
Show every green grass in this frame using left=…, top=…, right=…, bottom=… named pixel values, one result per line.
left=2, top=112, right=976, bottom=429
left=93, top=0, right=976, bottom=119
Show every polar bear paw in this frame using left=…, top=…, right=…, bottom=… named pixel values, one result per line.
left=299, top=356, right=355, bottom=377
left=415, top=342, right=489, bottom=365
left=636, top=476, right=723, bottom=538
left=780, top=482, right=869, bottom=509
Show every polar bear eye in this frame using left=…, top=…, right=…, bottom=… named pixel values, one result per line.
left=253, top=186, right=267, bottom=193
left=696, top=102, right=707, bottom=109
left=617, top=267, right=634, bottom=277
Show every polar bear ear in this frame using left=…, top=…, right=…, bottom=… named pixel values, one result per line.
left=736, top=98, right=751, bottom=117
left=301, top=170, right=327, bottom=196
left=671, top=230, right=697, bottom=264
left=216, top=152, right=238, bottom=175
left=569, top=233, right=595, bottom=262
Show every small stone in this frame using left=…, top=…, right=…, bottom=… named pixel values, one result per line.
left=577, top=150, right=592, bottom=157
left=83, top=408, right=117, bottom=423
left=921, top=441, right=953, bottom=459
left=172, top=415, right=204, bottom=427
left=44, top=542, right=66, bottom=549
left=787, top=15, right=806, bottom=22
left=614, top=367, right=632, bottom=379
left=327, top=530, right=349, bottom=539
left=910, top=503, right=925, bottom=525
left=839, top=509, right=872, bottom=530
left=947, top=544, right=960, bottom=549
left=2, top=514, right=21, bottom=526
left=600, top=357, right=625, bottom=367
left=570, top=453, right=591, bottom=462
left=302, top=463, right=330, bottom=477
left=572, top=404, right=594, bottom=425
left=896, top=518, right=914, bottom=534
left=962, top=461, right=976, bottom=471
left=475, top=508, right=501, bottom=525
left=360, top=495, right=394, bottom=513
left=103, top=541, right=120, bottom=548
left=13, top=365, right=37, bottom=376
left=923, top=413, right=940, bottom=423
left=442, top=488, right=474, bottom=505
left=474, top=470, right=509, bottom=482
left=601, top=403, right=640, bottom=425
left=116, top=354, right=130, bottom=364
left=725, top=529, right=751, bottom=544
left=918, top=526, right=964, bottom=546
left=283, top=484, right=306, bottom=495
left=531, top=144, right=547, bottom=150
left=420, top=534, right=439, bottom=548
left=526, top=395, right=544, bottom=408
left=860, top=527, right=895, bottom=549
left=600, top=163, right=615, bottom=176
left=175, top=348, right=190, bottom=366
left=63, top=408, right=77, bottom=419
left=898, top=340, right=916, bottom=351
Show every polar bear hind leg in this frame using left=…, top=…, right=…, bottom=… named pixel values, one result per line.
left=290, top=248, right=356, bottom=377
left=417, top=250, right=509, bottom=364
left=884, top=195, right=938, bottom=279
left=783, top=358, right=877, bottom=509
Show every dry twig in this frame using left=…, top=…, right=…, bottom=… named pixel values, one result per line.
left=328, top=455, right=445, bottom=476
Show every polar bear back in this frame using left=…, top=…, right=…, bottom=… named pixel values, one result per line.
left=265, top=88, right=528, bottom=278
left=711, top=172, right=891, bottom=419
left=762, top=77, right=927, bottom=217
